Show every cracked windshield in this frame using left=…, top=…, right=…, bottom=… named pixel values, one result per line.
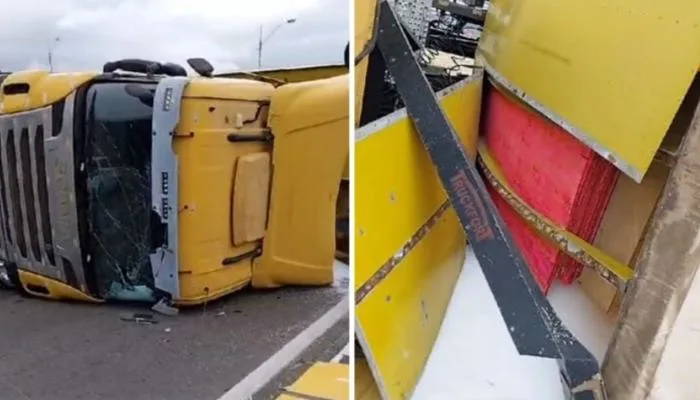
left=86, top=82, right=156, bottom=301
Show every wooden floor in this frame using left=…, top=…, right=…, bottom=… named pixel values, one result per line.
left=355, top=357, right=381, bottom=400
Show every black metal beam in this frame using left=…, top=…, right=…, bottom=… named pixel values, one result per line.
left=375, top=1, right=605, bottom=398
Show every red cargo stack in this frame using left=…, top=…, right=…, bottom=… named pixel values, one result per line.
left=481, top=85, right=619, bottom=293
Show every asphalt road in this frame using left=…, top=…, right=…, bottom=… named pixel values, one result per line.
left=254, top=317, right=349, bottom=400
left=0, top=264, right=349, bottom=400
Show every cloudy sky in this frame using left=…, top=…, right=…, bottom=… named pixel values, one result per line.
left=0, top=0, right=348, bottom=73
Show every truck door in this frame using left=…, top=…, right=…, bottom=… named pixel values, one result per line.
left=252, top=75, right=349, bottom=288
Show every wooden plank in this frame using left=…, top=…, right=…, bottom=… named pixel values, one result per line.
left=580, top=160, right=670, bottom=313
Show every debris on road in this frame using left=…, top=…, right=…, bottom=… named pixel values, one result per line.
left=120, top=313, right=158, bottom=325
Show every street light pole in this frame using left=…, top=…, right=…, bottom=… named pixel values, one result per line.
left=257, top=25, right=264, bottom=69
left=257, top=18, right=297, bottom=69
left=47, top=37, right=60, bottom=72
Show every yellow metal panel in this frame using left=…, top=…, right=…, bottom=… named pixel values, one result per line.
left=17, top=270, right=103, bottom=303
left=183, top=77, right=274, bottom=100
left=175, top=84, right=273, bottom=304
left=232, top=152, right=271, bottom=246
left=222, top=65, right=347, bottom=83
left=253, top=75, right=349, bottom=287
left=355, top=75, right=481, bottom=288
left=478, top=0, right=700, bottom=181
left=355, top=75, right=483, bottom=399
left=0, top=70, right=97, bottom=113
left=356, top=210, right=466, bottom=400
left=276, top=362, right=349, bottom=400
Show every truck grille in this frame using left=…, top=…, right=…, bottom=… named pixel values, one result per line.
left=0, top=105, right=77, bottom=285
left=0, top=119, right=54, bottom=268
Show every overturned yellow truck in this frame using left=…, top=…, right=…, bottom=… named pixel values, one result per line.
left=0, top=58, right=348, bottom=309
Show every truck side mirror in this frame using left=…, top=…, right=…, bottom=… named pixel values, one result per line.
left=187, top=58, right=215, bottom=78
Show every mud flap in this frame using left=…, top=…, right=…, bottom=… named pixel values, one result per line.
left=375, top=1, right=605, bottom=398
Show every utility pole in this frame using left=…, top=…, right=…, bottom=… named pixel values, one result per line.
left=257, top=18, right=297, bottom=69
left=47, top=37, right=60, bottom=72
left=257, top=25, right=263, bottom=69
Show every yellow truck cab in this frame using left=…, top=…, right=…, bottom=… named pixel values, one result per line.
left=0, top=58, right=348, bottom=309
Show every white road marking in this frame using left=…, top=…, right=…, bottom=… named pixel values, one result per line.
left=217, top=296, right=349, bottom=400
left=331, top=344, right=349, bottom=363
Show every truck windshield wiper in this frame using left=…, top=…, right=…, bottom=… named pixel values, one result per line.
left=124, top=84, right=155, bottom=108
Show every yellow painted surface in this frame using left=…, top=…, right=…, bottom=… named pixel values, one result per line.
left=478, top=0, right=700, bottom=181
left=232, top=152, right=271, bottom=246
left=276, top=362, right=349, bottom=400
left=355, top=76, right=481, bottom=288
left=355, top=357, right=382, bottom=400
left=355, top=75, right=483, bottom=399
left=17, top=270, right=103, bottom=303
left=180, top=74, right=349, bottom=300
left=184, top=77, right=275, bottom=101
left=253, top=75, right=349, bottom=287
left=354, top=0, right=377, bottom=126
left=221, top=65, right=347, bottom=84
left=357, top=210, right=466, bottom=400
left=175, top=79, right=274, bottom=304
left=0, top=70, right=97, bottom=113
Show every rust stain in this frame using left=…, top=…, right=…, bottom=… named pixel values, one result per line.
left=355, top=200, right=451, bottom=305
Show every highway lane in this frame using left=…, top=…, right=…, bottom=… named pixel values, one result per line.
left=0, top=263, right=349, bottom=400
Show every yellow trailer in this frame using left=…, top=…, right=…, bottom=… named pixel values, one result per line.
left=218, top=63, right=348, bottom=84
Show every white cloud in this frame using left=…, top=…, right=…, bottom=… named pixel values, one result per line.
left=0, top=0, right=348, bottom=73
